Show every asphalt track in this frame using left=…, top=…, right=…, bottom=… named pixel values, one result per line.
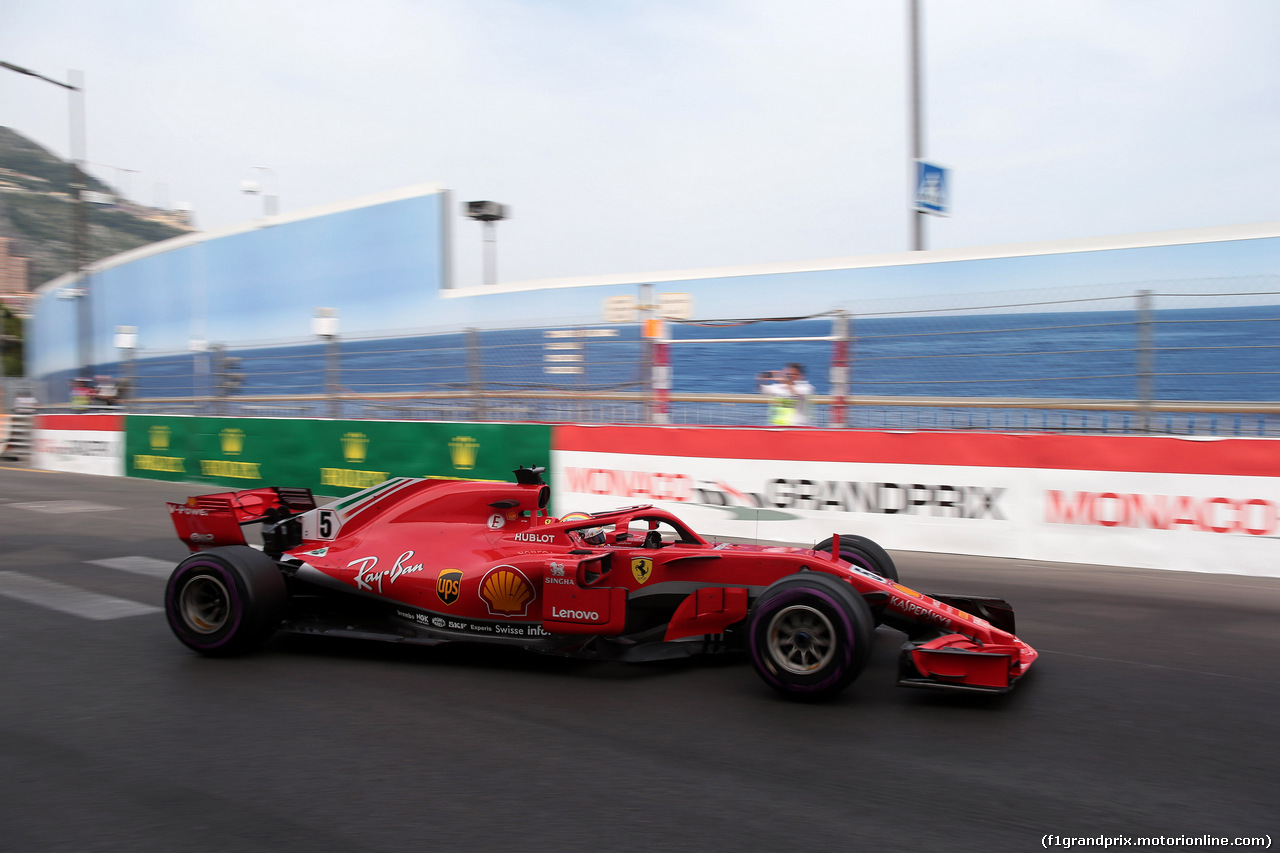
left=1, top=466, right=1277, bottom=852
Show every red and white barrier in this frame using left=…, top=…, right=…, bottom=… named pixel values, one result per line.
left=552, top=425, right=1280, bottom=578
left=32, top=414, right=125, bottom=477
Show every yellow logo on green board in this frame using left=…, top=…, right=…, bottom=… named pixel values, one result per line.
left=220, top=428, right=244, bottom=455
left=449, top=435, right=479, bottom=470
left=342, top=432, right=369, bottom=463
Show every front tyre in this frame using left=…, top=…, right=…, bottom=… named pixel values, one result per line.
left=748, top=572, right=876, bottom=701
left=165, top=546, right=287, bottom=657
left=815, top=534, right=899, bottom=582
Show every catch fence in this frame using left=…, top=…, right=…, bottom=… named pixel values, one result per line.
left=31, top=283, right=1280, bottom=436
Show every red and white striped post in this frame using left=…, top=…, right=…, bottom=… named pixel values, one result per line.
left=646, top=317, right=670, bottom=424
left=830, top=310, right=849, bottom=428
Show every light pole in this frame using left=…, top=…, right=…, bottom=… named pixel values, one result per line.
left=1, top=61, right=91, bottom=374
left=241, top=166, right=278, bottom=217
left=907, top=0, right=925, bottom=251
left=463, top=201, right=509, bottom=285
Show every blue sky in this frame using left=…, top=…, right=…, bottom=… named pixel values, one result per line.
left=3, top=0, right=1278, bottom=292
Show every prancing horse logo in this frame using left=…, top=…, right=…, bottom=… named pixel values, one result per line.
left=631, top=558, right=654, bottom=585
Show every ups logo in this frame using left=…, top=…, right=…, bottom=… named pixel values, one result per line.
left=436, top=569, right=463, bottom=606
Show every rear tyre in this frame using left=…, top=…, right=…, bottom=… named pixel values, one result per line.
left=748, top=572, right=876, bottom=701
left=165, top=546, right=287, bottom=657
left=815, top=534, right=899, bottom=582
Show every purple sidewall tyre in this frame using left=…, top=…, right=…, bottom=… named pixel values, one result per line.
left=815, top=534, right=898, bottom=583
left=749, top=588, right=855, bottom=693
left=164, top=546, right=286, bottom=657
left=747, top=572, right=876, bottom=701
left=165, top=558, right=247, bottom=651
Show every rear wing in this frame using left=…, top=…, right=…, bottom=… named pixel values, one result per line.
left=167, top=486, right=316, bottom=552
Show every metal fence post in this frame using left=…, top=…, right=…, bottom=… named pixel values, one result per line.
left=641, top=296, right=670, bottom=425
left=313, top=308, right=341, bottom=419
left=325, top=334, right=341, bottom=419
left=211, top=343, right=226, bottom=416
left=1136, top=289, right=1154, bottom=432
left=467, top=327, right=486, bottom=420
left=830, top=310, right=849, bottom=427
left=121, top=344, right=136, bottom=411
left=651, top=329, right=670, bottom=424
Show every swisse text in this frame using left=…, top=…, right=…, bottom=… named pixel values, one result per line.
left=765, top=480, right=1006, bottom=519
left=550, top=606, right=600, bottom=621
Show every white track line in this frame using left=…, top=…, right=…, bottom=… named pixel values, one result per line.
left=0, top=572, right=161, bottom=620
left=6, top=501, right=121, bottom=514
left=88, top=556, right=174, bottom=579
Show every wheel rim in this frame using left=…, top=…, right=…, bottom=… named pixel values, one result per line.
left=178, top=574, right=231, bottom=634
left=766, top=604, right=837, bottom=675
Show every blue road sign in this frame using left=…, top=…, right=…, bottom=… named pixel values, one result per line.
left=914, top=160, right=949, bottom=216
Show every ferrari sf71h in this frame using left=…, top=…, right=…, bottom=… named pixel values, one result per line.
left=165, top=468, right=1037, bottom=699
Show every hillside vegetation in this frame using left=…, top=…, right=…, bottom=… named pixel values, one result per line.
left=0, top=126, right=191, bottom=288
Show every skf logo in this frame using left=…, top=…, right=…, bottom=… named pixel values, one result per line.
left=341, top=432, right=369, bottom=464
left=149, top=425, right=170, bottom=450
left=220, top=428, right=244, bottom=455
left=479, top=566, right=534, bottom=617
left=631, top=558, right=653, bottom=585
left=449, top=435, right=479, bottom=470
left=436, top=569, right=463, bottom=606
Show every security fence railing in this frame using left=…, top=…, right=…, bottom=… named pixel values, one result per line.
left=95, top=391, right=1280, bottom=436
left=30, top=282, right=1280, bottom=436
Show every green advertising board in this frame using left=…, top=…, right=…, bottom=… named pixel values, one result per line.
left=125, top=416, right=552, bottom=496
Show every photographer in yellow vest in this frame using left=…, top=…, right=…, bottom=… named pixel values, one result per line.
left=756, top=362, right=814, bottom=426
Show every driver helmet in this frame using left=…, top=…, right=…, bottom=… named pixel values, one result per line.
left=561, top=511, right=605, bottom=546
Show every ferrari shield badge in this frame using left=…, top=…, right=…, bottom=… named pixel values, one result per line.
left=631, top=558, right=654, bottom=585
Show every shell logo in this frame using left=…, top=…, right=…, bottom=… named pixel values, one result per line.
left=479, top=566, right=534, bottom=617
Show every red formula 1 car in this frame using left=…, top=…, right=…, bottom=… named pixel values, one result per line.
left=164, top=468, right=1037, bottom=699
